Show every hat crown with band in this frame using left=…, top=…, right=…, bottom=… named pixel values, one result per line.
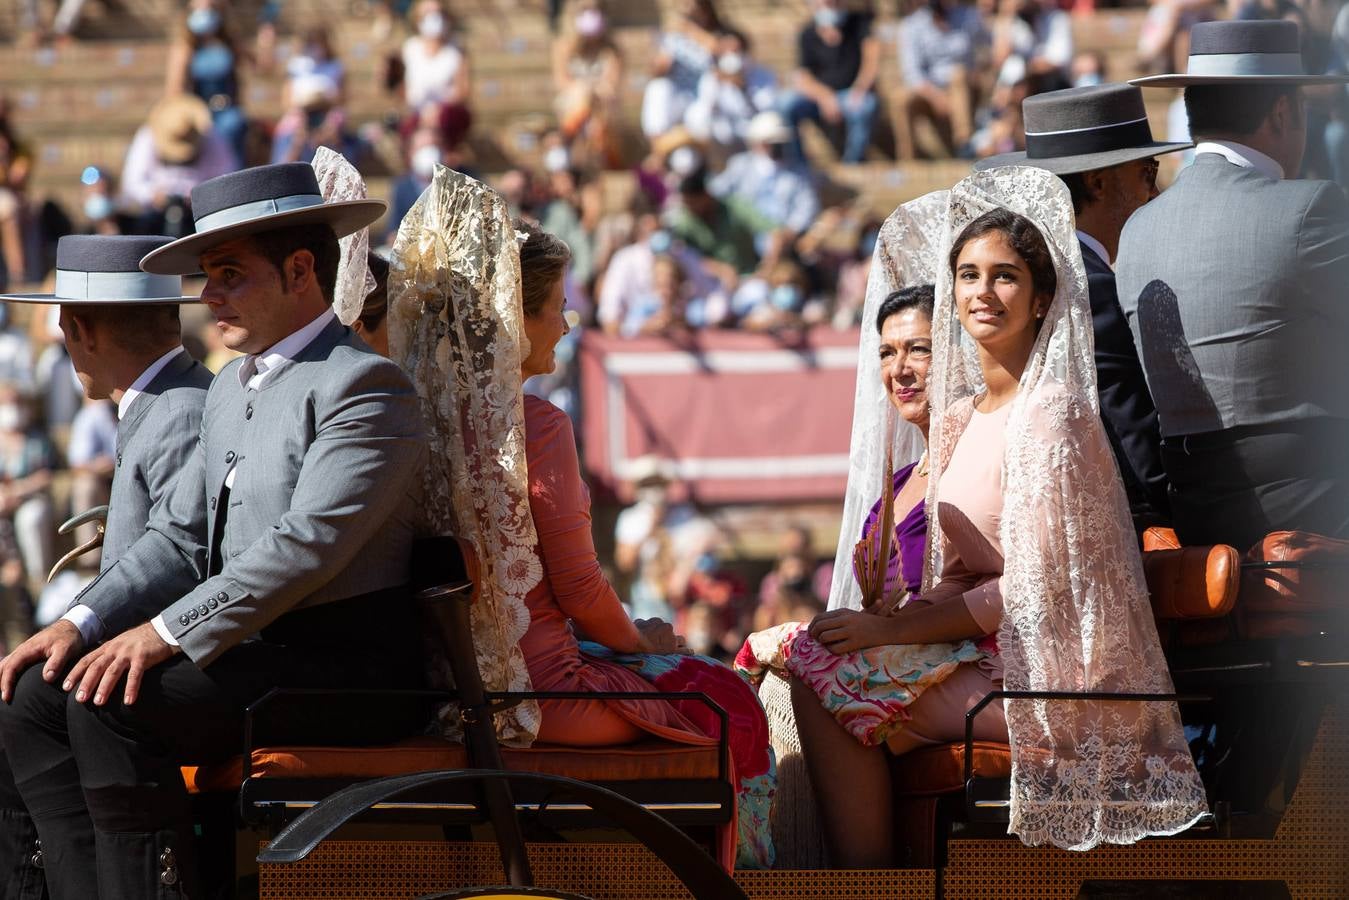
left=1187, top=19, right=1303, bottom=77
left=0, top=234, right=191, bottom=304
left=1022, top=83, right=1155, bottom=161
left=189, top=162, right=327, bottom=234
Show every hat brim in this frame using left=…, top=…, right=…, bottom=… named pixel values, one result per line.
left=1131, top=73, right=1349, bottom=87
left=140, top=199, right=388, bottom=275
left=0, top=292, right=201, bottom=305
left=974, top=140, right=1193, bottom=175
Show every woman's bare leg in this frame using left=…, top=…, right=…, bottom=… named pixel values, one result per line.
left=790, top=677, right=893, bottom=867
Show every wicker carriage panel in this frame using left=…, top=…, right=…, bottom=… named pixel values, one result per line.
left=943, top=703, right=1348, bottom=900
left=259, top=842, right=935, bottom=900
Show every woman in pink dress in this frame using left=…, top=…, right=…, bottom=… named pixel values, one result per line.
left=793, top=171, right=1205, bottom=865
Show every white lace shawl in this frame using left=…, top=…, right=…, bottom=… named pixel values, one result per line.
left=311, top=146, right=377, bottom=326
left=927, top=167, right=1207, bottom=849
left=827, top=191, right=946, bottom=611
left=387, top=165, right=542, bottom=746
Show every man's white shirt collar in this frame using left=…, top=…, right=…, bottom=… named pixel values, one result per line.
left=1075, top=230, right=1111, bottom=269
left=237, top=307, right=336, bottom=391
left=117, top=347, right=184, bottom=420
left=1194, top=140, right=1285, bottom=180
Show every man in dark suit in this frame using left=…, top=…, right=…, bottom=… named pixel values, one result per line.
left=0, top=235, right=212, bottom=898
left=978, top=83, right=1190, bottom=529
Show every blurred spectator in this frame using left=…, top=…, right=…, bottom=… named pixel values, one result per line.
left=737, top=259, right=813, bottom=331
left=165, top=0, right=249, bottom=165
left=753, top=523, right=831, bottom=631
left=708, top=112, right=820, bottom=269
left=779, top=0, right=881, bottom=164
left=286, top=26, right=347, bottom=102
left=620, top=253, right=694, bottom=337
left=66, top=396, right=117, bottom=572
left=0, top=381, right=55, bottom=649
left=402, top=0, right=474, bottom=151
left=197, top=318, right=240, bottom=374
left=387, top=126, right=444, bottom=237
left=32, top=307, right=82, bottom=445
left=642, top=0, right=725, bottom=141
left=18, top=0, right=88, bottom=46
left=1071, top=49, right=1108, bottom=87
left=895, top=0, right=986, bottom=159
left=990, top=0, right=1074, bottom=89
left=270, top=73, right=364, bottom=165
left=78, top=167, right=120, bottom=236
left=597, top=213, right=726, bottom=335
left=1136, top=0, right=1216, bottom=76
left=119, top=95, right=237, bottom=237
left=552, top=0, right=625, bottom=169
left=0, top=306, right=33, bottom=390
left=666, top=170, right=760, bottom=278
left=540, top=166, right=602, bottom=290
left=0, top=108, right=33, bottom=289
left=685, top=29, right=780, bottom=154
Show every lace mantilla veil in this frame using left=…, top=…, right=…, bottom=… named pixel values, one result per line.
left=928, top=167, right=1207, bottom=849
left=387, top=164, right=542, bottom=746
left=826, top=190, right=946, bottom=611
left=311, top=146, right=377, bottom=326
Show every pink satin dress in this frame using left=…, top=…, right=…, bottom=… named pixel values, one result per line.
left=520, top=395, right=714, bottom=749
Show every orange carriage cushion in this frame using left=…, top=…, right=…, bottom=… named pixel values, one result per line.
left=1143, top=527, right=1182, bottom=552
left=183, top=737, right=721, bottom=794
left=1142, top=544, right=1240, bottom=620
left=889, top=741, right=1012, bottom=798
left=1237, top=530, right=1349, bottom=638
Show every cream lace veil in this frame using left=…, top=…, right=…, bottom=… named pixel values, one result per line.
left=927, top=167, right=1207, bottom=849
left=827, top=190, right=946, bottom=611
left=311, top=146, right=377, bottom=325
left=387, top=164, right=542, bottom=746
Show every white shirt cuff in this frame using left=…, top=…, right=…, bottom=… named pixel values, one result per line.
left=150, top=615, right=180, bottom=647
left=60, top=605, right=105, bottom=645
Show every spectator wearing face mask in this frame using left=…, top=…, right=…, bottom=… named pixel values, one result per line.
left=118, top=94, right=237, bottom=236
left=553, top=0, right=625, bottom=169
left=895, top=0, right=987, bottom=160
left=0, top=381, right=56, bottom=651
left=779, top=0, right=881, bottom=165
left=165, top=0, right=248, bottom=165
left=641, top=0, right=725, bottom=141
left=287, top=26, right=346, bottom=104
left=685, top=29, right=779, bottom=154
left=78, top=167, right=120, bottom=236
left=597, top=217, right=724, bottom=336
left=0, top=306, right=32, bottom=392
left=402, top=0, right=474, bottom=151
left=388, top=126, right=444, bottom=238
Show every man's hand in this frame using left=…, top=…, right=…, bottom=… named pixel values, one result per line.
left=63, top=621, right=179, bottom=707
left=0, top=620, right=85, bottom=703
left=807, top=608, right=895, bottom=655
left=633, top=618, right=686, bottom=655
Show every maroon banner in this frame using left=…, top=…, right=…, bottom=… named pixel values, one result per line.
left=578, top=327, right=861, bottom=504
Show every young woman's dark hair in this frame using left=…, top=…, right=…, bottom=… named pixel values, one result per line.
left=948, top=207, right=1057, bottom=301
left=875, top=283, right=935, bottom=334
left=359, top=252, right=389, bottom=333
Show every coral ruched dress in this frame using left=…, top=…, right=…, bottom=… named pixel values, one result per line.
left=520, top=395, right=714, bottom=748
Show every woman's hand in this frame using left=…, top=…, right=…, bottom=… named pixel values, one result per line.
left=807, top=608, right=898, bottom=655
left=633, top=618, right=687, bottom=655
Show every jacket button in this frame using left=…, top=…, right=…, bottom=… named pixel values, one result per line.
left=115, top=453, right=122, bottom=468
left=210, top=497, right=217, bottom=510
left=245, top=404, right=254, bottom=420
left=215, top=591, right=228, bottom=603
left=178, top=615, right=190, bottom=626
left=189, top=609, right=198, bottom=620
left=198, top=604, right=209, bottom=616
left=208, top=597, right=218, bottom=609
left=224, top=451, right=236, bottom=464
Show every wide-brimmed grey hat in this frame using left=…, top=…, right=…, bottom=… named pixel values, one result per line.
left=140, top=162, right=386, bottom=275
left=975, top=83, right=1192, bottom=175
left=1132, top=20, right=1349, bottom=87
left=0, top=235, right=199, bottom=304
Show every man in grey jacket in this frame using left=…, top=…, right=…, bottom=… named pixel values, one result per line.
left=0, top=234, right=211, bottom=900
left=1119, top=20, right=1349, bottom=549
left=0, top=164, right=427, bottom=899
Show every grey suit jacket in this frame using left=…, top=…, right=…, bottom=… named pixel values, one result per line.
left=1115, top=153, right=1349, bottom=437
left=76, top=317, right=427, bottom=666
left=100, top=350, right=213, bottom=570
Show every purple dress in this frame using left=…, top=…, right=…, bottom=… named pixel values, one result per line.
left=855, top=462, right=927, bottom=602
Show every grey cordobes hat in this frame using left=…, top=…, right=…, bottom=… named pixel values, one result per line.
left=0, top=235, right=199, bottom=304
left=1132, top=20, right=1349, bottom=88
left=976, top=83, right=1192, bottom=175
left=140, top=162, right=386, bottom=276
